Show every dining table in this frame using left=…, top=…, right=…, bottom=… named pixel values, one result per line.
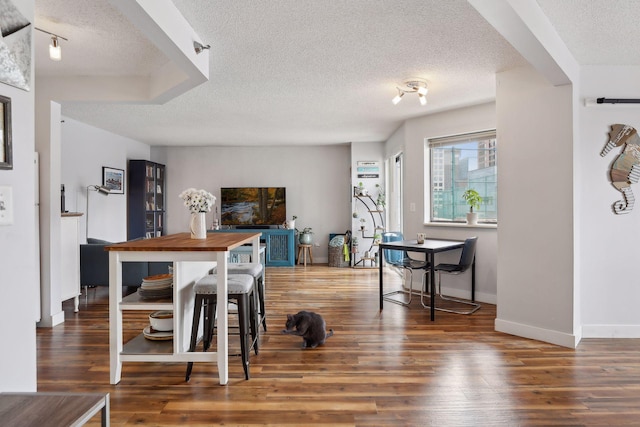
left=378, top=238, right=474, bottom=321
left=106, top=232, right=261, bottom=385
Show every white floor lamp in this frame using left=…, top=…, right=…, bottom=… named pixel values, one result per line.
left=86, top=184, right=111, bottom=241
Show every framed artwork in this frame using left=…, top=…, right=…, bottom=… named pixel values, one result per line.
left=102, top=166, right=124, bottom=194
left=0, top=95, right=12, bottom=170
left=0, top=0, right=32, bottom=91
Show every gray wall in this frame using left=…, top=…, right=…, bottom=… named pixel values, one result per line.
left=495, top=66, right=575, bottom=346
left=153, top=144, right=352, bottom=263
left=61, top=116, right=150, bottom=243
left=385, top=102, right=498, bottom=305
left=0, top=0, right=37, bottom=391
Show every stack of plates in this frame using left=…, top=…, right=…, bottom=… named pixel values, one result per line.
left=143, top=326, right=173, bottom=341
left=137, top=273, right=173, bottom=300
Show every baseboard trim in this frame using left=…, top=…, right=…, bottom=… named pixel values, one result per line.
left=582, top=324, right=640, bottom=338
left=495, top=317, right=579, bottom=348
left=36, top=311, right=65, bottom=328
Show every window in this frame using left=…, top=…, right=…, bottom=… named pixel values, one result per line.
left=427, top=130, right=497, bottom=223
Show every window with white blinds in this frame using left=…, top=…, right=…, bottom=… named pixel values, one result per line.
left=427, top=130, right=497, bottom=223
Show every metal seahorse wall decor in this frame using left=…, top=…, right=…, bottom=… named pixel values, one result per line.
left=601, top=124, right=640, bottom=214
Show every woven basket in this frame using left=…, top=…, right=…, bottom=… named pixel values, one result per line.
left=328, top=244, right=349, bottom=267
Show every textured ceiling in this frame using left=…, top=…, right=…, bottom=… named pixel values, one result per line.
left=35, top=0, right=168, bottom=76
left=32, top=0, right=632, bottom=147
left=537, top=0, right=640, bottom=66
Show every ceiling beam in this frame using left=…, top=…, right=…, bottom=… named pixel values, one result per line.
left=469, top=0, right=578, bottom=86
left=109, top=0, right=209, bottom=103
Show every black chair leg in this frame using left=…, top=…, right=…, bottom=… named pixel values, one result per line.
left=258, top=277, right=267, bottom=331
left=185, top=294, right=204, bottom=381
left=203, top=298, right=216, bottom=352
left=249, top=290, right=259, bottom=355
left=236, top=294, right=250, bottom=380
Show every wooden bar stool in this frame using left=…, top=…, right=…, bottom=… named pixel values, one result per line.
left=185, top=274, right=258, bottom=381
left=297, top=244, right=313, bottom=266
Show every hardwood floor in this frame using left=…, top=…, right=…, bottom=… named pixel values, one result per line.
left=38, top=265, right=640, bottom=426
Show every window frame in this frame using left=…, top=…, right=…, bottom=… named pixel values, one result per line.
left=426, top=129, right=497, bottom=225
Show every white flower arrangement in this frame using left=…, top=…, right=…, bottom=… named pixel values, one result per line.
left=179, top=188, right=216, bottom=213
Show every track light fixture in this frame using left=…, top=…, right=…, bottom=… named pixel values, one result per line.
left=392, top=89, right=404, bottom=105
left=193, top=41, right=211, bottom=54
left=391, top=78, right=428, bottom=106
left=35, top=27, right=68, bottom=61
left=49, top=36, right=61, bottom=61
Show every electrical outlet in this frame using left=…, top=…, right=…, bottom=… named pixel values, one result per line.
left=409, top=202, right=416, bottom=212
left=0, top=186, right=14, bottom=225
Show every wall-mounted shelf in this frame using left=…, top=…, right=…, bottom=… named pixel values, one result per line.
left=352, top=188, right=385, bottom=268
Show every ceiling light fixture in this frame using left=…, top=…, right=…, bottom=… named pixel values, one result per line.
left=35, top=27, right=68, bottom=61
left=392, top=89, right=404, bottom=105
left=193, top=41, right=211, bottom=54
left=392, top=78, right=429, bottom=106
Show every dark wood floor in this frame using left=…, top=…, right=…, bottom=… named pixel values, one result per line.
left=37, top=265, right=640, bottom=426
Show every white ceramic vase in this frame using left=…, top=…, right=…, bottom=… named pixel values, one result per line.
left=190, top=212, right=207, bottom=239
left=466, top=212, right=478, bottom=225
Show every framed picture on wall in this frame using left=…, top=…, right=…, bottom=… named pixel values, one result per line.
left=103, top=166, right=125, bottom=194
left=0, top=95, right=12, bottom=170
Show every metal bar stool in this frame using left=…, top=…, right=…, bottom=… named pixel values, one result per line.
left=213, top=262, right=266, bottom=331
left=185, top=274, right=258, bottom=381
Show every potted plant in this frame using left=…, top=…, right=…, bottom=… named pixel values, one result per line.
left=359, top=218, right=366, bottom=231
left=375, top=183, right=386, bottom=210
left=357, top=182, right=368, bottom=196
left=462, top=189, right=483, bottom=225
left=298, top=227, right=313, bottom=244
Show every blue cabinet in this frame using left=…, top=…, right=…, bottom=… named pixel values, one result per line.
left=213, top=229, right=295, bottom=267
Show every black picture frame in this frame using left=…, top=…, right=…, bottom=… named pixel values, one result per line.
left=102, top=166, right=125, bottom=194
left=0, top=95, right=12, bottom=170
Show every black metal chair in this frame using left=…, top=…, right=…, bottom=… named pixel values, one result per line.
left=424, top=236, right=480, bottom=314
left=381, top=232, right=430, bottom=306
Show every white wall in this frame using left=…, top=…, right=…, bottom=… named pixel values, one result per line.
left=579, top=66, right=640, bottom=337
left=495, top=66, right=576, bottom=347
left=0, top=0, right=38, bottom=391
left=386, top=103, right=498, bottom=304
left=152, top=145, right=351, bottom=262
left=61, top=116, right=150, bottom=243
left=35, top=100, right=63, bottom=327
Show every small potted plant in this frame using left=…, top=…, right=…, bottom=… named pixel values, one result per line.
left=462, top=189, right=483, bottom=225
left=357, top=182, right=368, bottom=196
left=359, top=217, right=366, bottom=231
left=375, top=183, right=386, bottom=210
left=298, top=227, right=313, bottom=244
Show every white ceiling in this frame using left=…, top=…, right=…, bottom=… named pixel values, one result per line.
left=32, top=0, right=638, bottom=147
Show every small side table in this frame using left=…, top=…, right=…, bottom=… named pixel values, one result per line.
left=0, top=392, right=110, bottom=426
left=297, top=244, right=313, bottom=266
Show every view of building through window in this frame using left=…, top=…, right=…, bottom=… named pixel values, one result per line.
left=428, top=131, right=497, bottom=223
